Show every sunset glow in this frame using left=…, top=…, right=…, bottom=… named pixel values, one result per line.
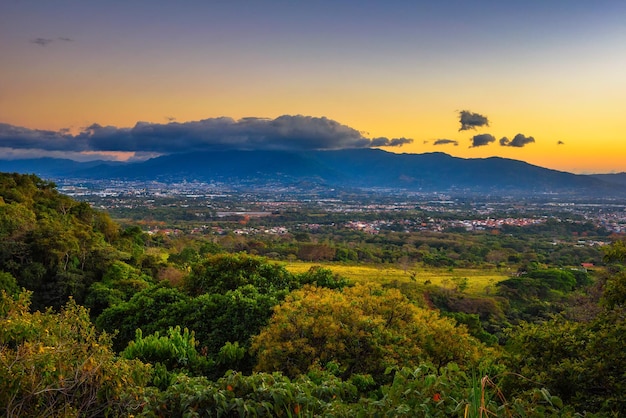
left=1, top=1, right=625, bottom=173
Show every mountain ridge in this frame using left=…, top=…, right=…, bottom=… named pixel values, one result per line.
left=0, top=149, right=620, bottom=196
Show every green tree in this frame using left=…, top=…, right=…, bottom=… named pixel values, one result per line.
left=0, top=173, right=122, bottom=310
left=504, top=311, right=626, bottom=415
left=184, top=253, right=298, bottom=296
left=96, top=284, right=190, bottom=352
left=251, top=284, right=485, bottom=382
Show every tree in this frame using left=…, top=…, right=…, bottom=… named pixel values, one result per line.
left=0, top=173, right=123, bottom=310
left=96, top=284, right=190, bottom=352
left=602, top=239, right=626, bottom=308
left=504, top=311, right=626, bottom=415
left=503, top=239, right=626, bottom=415
left=184, top=253, right=298, bottom=296
left=251, top=284, right=484, bottom=382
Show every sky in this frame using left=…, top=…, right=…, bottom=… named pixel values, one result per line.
left=1, top=0, right=625, bottom=173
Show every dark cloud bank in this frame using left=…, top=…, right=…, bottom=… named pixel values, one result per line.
left=0, top=115, right=413, bottom=158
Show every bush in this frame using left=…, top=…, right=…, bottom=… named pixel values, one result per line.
left=0, top=290, right=151, bottom=417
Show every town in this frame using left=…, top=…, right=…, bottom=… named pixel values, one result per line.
left=57, top=178, right=626, bottom=239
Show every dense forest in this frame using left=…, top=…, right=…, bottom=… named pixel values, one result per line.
left=1, top=172, right=625, bottom=417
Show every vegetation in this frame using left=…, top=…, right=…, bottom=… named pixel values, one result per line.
left=0, top=290, right=151, bottom=417
left=1, top=172, right=624, bottom=416
left=251, top=284, right=484, bottom=381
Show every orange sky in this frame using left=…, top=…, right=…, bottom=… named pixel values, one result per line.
left=1, top=1, right=625, bottom=173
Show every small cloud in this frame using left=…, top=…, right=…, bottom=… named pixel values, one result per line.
left=30, top=37, right=73, bottom=47
left=371, top=137, right=413, bottom=147
left=470, top=133, right=496, bottom=148
left=557, top=140, right=565, bottom=145
left=458, top=110, right=489, bottom=131
left=31, top=38, right=54, bottom=46
left=433, top=139, right=459, bottom=146
left=499, top=133, right=535, bottom=147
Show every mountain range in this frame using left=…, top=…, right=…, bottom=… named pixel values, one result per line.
left=1, top=149, right=624, bottom=197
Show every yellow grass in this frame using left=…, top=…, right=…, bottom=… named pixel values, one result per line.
left=283, top=261, right=510, bottom=295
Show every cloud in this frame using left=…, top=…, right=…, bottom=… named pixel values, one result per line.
left=0, top=115, right=413, bottom=159
left=371, top=137, right=413, bottom=147
left=499, top=133, right=535, bottom=147
left=557, top=140, right=565, bottom=145
left=458, top=110, right=489, bottom=131
left=31, top=38, right=54, bottom=46
left=0, top=123, right=87, bottom=151
left=30, top=37, right=73, bottom=47
left=433, top=139, right=459, bottom=146
left=470, top=133, right=496, bottom=148
left=0, top=147, right=129, bottom=162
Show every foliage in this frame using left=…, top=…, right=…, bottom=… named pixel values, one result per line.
left=296, top=265, right=351, bottom=290
left=168, top=247, right=201, bottom=269
left=180, top=285, right=285, bottom=377
left=85, top=260, right=154, bottom=316
left=353, top=364, right=573, bottom=418
left=601, top=269, right=626, bottom=309
left=526, top=269, right=577, bottom=292
left=495, top=269, right=583, bottom=323
left=425, top=285, right=507, bottom=342
left=251, top=283, right=485, bottom=382
left=96, top=284, right=190, bottom=352
left=185, top=253, right=299, bottom=296
left=0, top=173, right=122, bottom=310
left=139, top=370, right=358, bottom=417
left=602, top=239, right=626, bottom=308
left=122, top=326, right=213, bottom=387
left=0, top=290, right=151, bottom=417
left=498, top=240, right=626, bottom=414
left=504, top=310, right=626, bottom=415
left=0, top=271, right=19, bottom=296
left=96, top=281, right=285, bottom=374
left=136, top=364, right=574, bottom=418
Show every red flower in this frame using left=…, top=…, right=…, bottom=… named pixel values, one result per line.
left=226, top=384, right=233, bottom=391
left=433, top=393, right=442, bottom=402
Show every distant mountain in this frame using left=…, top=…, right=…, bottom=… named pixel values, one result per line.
left=0, top=158, right=122, bottom=178
left=0, top=149, right=621, bottom=196
left=590, top=173, right=626, bottom=186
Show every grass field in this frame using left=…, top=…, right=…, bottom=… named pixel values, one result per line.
left=283, top=261, right=510, bottom=295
